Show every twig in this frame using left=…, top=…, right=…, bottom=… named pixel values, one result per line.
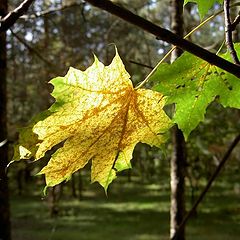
left=85, top=0, right=240, bottom=78
left=0, top=0, right=35, bottom=32
left=172, top=133, right=240, bottom=240
left=0, top=139, right=7, bottom=148
left=129, top=60, right=153, bottom=69
left=231, top=13, right=240, bottom=30
left=11, top=30, right=60, bottom=75
left=11, top=30, right=52, bottom=66
left=224, top=0, right=240, bottom=64
left=20, top=3, right=83, bottom=19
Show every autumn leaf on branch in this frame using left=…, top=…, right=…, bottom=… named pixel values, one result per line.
left=14, top=49, right=172, bottom=191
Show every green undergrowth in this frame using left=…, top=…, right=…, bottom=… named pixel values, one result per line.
left=10, top=174, right=240, bottom=240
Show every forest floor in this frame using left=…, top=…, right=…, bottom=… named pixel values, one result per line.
left=10, top=175, right=240, bottom=240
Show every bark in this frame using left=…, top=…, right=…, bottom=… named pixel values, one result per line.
left=224, top=0, right=240, bottom=64
left=0, top=0, right=35, bottom=32
left=0, top=0, right=11, bottom=239
left=170, top=127, right=186, bottom=240
left=170, top=1, right=186, bottom=240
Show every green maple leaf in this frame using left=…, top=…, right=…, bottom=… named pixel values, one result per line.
left=184, top=0, right=223, bottom=19
left=152, top=44, right=240, bottom=139
left=14, top=49, right=172, bottom=191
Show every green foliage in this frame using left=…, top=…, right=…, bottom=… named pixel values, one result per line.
left=184, top=0, right=223, bottom=19
left=152, top=45, right=240, bottom=139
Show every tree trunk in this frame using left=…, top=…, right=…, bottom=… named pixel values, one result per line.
left=71, top=174, right=77, bottom=198
left=78, top=172, right=83, bottom=200
left=170, top=1, right=186, bottom=240
left=0, top=1, right=11, bottom=239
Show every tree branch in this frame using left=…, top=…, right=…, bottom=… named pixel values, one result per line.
left=11, top=30, right=60, bottom=75
left=20, top=3, right=83, bottom=19
left=84, top=0, right=240, bottom=78
left=172, top=133, right=240, bottom=240
left=0, top=0, right=35, bottom=32
left=224, top=0, right=240, bottom=64
left=129, top=60, right=153, bottom=69
left=232, top=13, right=240, bottom=30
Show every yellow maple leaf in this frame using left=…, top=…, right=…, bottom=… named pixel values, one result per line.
left=25, top=49, right=172, bottom=190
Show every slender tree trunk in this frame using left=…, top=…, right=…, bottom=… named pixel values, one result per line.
left=71, top=174, right=77, bottom=198
left=78, top=172, right=83, bottom=200
left=170, top=1, right=186, bottom=240
left=48, top=186, right=60, bottom=218
left=0, top=1, right=11, bottom=240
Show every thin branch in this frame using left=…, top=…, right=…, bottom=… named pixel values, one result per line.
left=11, top=30, right=60, bottom=75
left=85, top=0, right=240, bottom=78
left=0, top=139, right=7, bottom=148
left=11, top=30, right=52, bottom=65
left=20, top=3, right=83, bottom=19
left=172, top=133, right=240, bottom=240
left=224, top=0, right=240, bottom=64
left=231, top=13, right=240, bottom=30
left=136, top=8, right=223, bottom=89
left=0, top=0, right=35, bottom=32
left=129, top=60, right=153, bottom=69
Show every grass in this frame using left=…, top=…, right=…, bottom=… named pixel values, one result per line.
left=10, top=175, right=240, bottom=240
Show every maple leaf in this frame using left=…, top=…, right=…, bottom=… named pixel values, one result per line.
left=15, top=49, right=172, bottom=190
left=152, top=44, right=240, bottom=139
left=184, top=0, right=222, bottom=19
left=12, top=110, right=51, bottom=161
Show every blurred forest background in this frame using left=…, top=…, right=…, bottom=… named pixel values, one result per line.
left=1, top=0, right=240, bottom=239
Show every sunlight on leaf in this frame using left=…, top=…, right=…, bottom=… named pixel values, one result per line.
left=152, top=44, right=240, bottom=139
left=14, top=49, right=172, bottom=191
left=13, top=110, right=51, bottom=161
